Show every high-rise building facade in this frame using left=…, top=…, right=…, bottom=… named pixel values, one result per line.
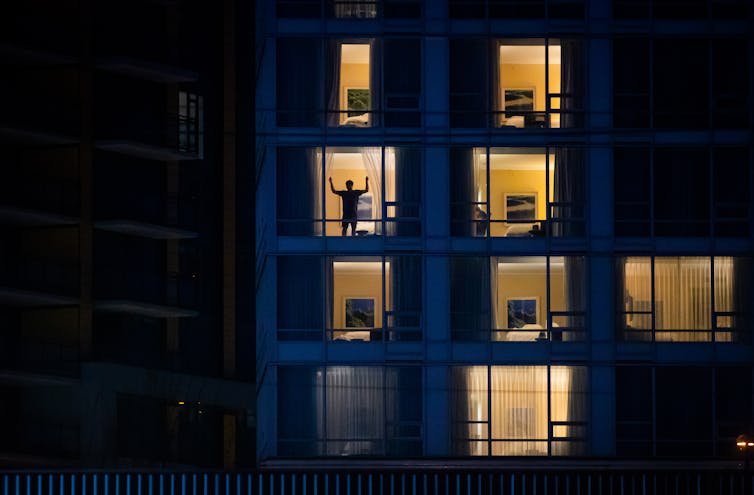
left=256, top=0, right=754, bottom=465
left=1, top=0, right=254, bottom=468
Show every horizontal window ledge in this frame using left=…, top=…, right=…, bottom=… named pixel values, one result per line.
left=0, top=287, right=79, bottom=308
left=95, top=140, right=200, bottom=161
left=94, top=300, right=198, bottom=318
left=96, top=57, right=198, bottom=83
left=95, top=220, right=198, bottom=240
left=0, top=206, right=79, bottom=227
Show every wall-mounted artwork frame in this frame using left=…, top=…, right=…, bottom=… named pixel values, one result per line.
left=344, top=297, right=375, bottom=328
left=504, top=88, right=535, bottom=113
left=507, top=297, right=538, bottom=328
left=505, top=193, right=537, bottom=221
left=344, top=87, right=371, bottom=117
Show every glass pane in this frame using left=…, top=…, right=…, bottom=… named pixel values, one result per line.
left=654, top=257, right=711, bottom=341
left=331, top=259, right=383, bottom=342
left=490, top=366, right=548, bottom=445
left=619, top=257, right=652, bottom=341
left=494, top=257, right=547, bottom=342
left=550, top=257, right=586, bottom=341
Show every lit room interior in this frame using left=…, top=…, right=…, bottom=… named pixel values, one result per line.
left=619, top=256, right=745, bottom=342
left=324, top=149, right=391, bottom=236
left=452, top=366, right=587, bottom=456
left=331, top=260, right=387, bottom=341
left=495, top=257, right=561, bottom=341
left=498, top=41, right=561, bottom=128
left=335, top=43, right=372, bottom=126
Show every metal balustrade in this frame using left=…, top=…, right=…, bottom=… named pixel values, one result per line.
left=2, top=470, right=753, bottom=495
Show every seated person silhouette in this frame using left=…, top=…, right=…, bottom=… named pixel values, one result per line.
left=329, top=176, right=369, bottom=236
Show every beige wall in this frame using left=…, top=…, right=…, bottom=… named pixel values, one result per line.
left=496, top=264, right=564, bottom=328
left=339, top=62, right=370, bottom=120
left=332, top=264, right=388, bottom=341
left=488, top=169, right=554, bottom=237
left=499, top=63, right=561, bottom=111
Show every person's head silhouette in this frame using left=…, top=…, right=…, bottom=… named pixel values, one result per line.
left=345, top=180, right=354, bottom=190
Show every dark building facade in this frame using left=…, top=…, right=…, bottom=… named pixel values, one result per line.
left=255, top=0, right=754, bottom=466
left=0, top=0, right=254, bottom=468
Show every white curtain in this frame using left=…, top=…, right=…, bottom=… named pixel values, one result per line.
left=384, top=148, right=396, bottom=235
left=323, top=367, right=384, bottom=455
left=361, top=147, right=383, bottom=234
left=454, top=366, right=587, bottom=456
left=334, top=0, right=377, bottom=19
left=490, top=366, right=548, bottom=456
left=318, top=149, right=335, bottom=235
left=622, top=257, right=734, bottom=342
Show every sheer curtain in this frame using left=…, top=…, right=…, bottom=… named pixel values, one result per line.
left=490, top=366, right=548, bottom=456
left=361, top=147, right=383, bottom=234
left=277, top=148, right=318, bottom=236
left=324, top=367, right=384, bottom=455
left=552, top=148, right=584, bottom=237
left=452, top=366, right=488, bottom=456
left=369, top=39, right=380, bottom=127
left=654, top=257, right=711, bottom=342
left=560, top=39, right=583, bottom=129
left=388, top=256, right=421, bottom=341
left=551, top=366, right=588, bottom=456
left=326, top=40, right=342, bottom=127
left=490, top=40, right=502, bottom=127
left=623, top=257, right=719, bottom=342
left=277, top=257, right=323, bottom=339
left=387, top=147, right=421, bottom=237
left=450, top=148, right=474, bottom=237
left=450, top=257, right=491, bottom=340
left=560, top=257, right=586, bottom=341
left=317, top=149, right=334, bottom=235
left=490, top=258, right=500, bottom=339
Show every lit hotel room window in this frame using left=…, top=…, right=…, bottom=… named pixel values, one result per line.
left=276, top=147, right=421, bottom=236
left=617, top=257, right=751, bottom=343
left=328, top=42, right=374, bottom=127
left=275, top=256, right=421, bottom=342
left=451, top=256, right=585, bottom=341
left=450, top=147, right=584, bottom=237
left=277, top=366, right=422, bottom=457
left=451, top=366, right=588, bottom=456
left=329, top=257, right=421, bottom=342
left=331, top=0, right=378, bottom=18
left=449, top=38, right=582, bottom=128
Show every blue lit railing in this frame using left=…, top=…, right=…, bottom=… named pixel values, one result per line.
left=2, top=469, right=754, bottom=495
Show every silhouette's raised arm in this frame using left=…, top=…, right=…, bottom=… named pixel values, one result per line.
left=364, top=176, right=369, bottom=193
left=329, top=177, right=337, bottom=194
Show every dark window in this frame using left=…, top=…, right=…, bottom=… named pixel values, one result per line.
left=277, top=38, right=323, bottom=127
left=450, top=39, right=488, bottom=128
left=277, top=1, right=322, bottom=18
left=711, top=40, right=749, bottom=129
left=713, top=148, right=750, bottom=237
left=613, top=39, right=650, bottom=128
left=716, top=368, right=753, bottom=456
left=616, top=367, right=653, bottom=456
left=384, top=39, right=421, bottom=127
left=655, top=368, right=713, bottom=456
left=277, top=256, right=323, bottom=340
left=653, top=39, right=709, bottom=129
left=614, top=147, right=651, bottom=236
left=653, top=148, right=710, bottom=236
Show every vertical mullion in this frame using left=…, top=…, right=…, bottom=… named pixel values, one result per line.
left=547, top=256, right=552, bottom=340
left=381, top=146, right=386, bottom=236
left=545, top=38, right=550, bottom=125
left=651, top=367, right=657, bottom=457
left=547, top=366, right=552, bottom=456
left=382, top=256, right=387, bottom=343
left=487, top=365, right=492, bottom=456
left=546, top=147, right=551, bottom=234
left=651, top=256, right=656, bottom=342
left=649, top=147, right=655, bottom=239
left=710, top=256, right=716, bottom=343
left=486, top=147, right=491, bottom=237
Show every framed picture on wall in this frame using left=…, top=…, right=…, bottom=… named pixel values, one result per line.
left=505, top=193, right=537, bottom=221
left=344, top=87, right=371, bottom=117
left=507, top=297, right=538, bottom=328
left=344, top=297, right=375, bottom=328
left=504, top=88, right=535, bottom=113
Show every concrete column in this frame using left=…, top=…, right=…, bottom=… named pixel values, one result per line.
left=424, top=366, right=450, bottom=456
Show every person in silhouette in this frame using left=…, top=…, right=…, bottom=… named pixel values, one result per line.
left=329, top=177, right=369, bottom=236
